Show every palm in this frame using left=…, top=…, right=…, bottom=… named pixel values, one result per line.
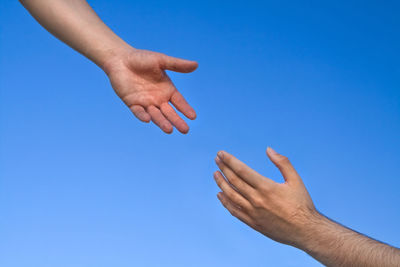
left=107, top=49, right=198, bottom=134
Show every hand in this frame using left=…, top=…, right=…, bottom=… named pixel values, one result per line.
left=104, top=48, right=198, bottom=134
left=214, top=147, right=320, bottom=248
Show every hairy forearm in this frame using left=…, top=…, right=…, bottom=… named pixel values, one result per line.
left=299, top=213, right=400, bottom=267
left=20, top=0, right=131, bottom=71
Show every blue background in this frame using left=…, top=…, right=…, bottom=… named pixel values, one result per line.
left=1, top=1, right=399, bottom=266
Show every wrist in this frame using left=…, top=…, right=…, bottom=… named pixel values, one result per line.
left=97, top=43, right=136, bottom=76
left=292, top=209, right=329, bottom=251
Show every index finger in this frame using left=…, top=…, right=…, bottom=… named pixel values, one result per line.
left=217, top=151, right=274, bottom=188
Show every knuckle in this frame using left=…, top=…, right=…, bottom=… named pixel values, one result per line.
left=238, top=202, right=249, bottom=212
left=232, top=195, right=243, bottom=206
left=251, top=197, right=264, bottom=208
left=227, top=175, right=238, bottom=186
left=217, top=180, right=225, bottom=190
left=247, top=208, right=257, bottom=218
left=277, top=156, right=290, bottom=166
left=219, top=196, right=227, bottom=206
left=236, top=167, right=246, bottom=177
left=225, top=189, right=235, bottom=200
left=253, top=219, right=263, bottom=229
left=221, top=200, right=227, bottom=208
left=229, top=208, right=239, bottom=217
left=157, top=53, right=166, bottom=63
left=260, top=183, right=273, bottom=194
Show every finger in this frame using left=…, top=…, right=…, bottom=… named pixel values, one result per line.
left=214, top=171, right=252, bottom=211
left=217, top=151, right=274, bottom=188
left=130, top=105, right=151, bottom=123
left=266, top=147, right=301, bottom=184
left=160, top=54, right=198, bottom=73
left=217, top=192, right=253, bottom=226
left=147, top=105, right=173, bottom=134
left=215, top=156, right=256, bottom=199
left=171, top=91, right=196, bottom=120
left=160, top=103, right=189, bottom=134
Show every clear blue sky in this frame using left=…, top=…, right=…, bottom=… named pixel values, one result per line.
left=1, top=1, right=399, bottom=266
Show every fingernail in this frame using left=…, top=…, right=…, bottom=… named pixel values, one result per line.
left=217, top=192, right=222, bottom=198
left=213, top=171, right=218, bottom=179
left=268, top=147, right=278, bottom=155
left=217, top=151, right=224, bottom=159
left=215, top=156, right=220, bottom=164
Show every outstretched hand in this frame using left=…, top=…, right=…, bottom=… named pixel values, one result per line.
left=104, top=48, right=198, bottom=134
left=214, top=148, right=319, bottom=248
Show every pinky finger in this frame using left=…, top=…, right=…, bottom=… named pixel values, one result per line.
left=217, top=192, right=253, bottom=226
left=130, top=105, right=151, bottom=122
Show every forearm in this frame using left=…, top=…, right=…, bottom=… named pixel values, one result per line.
left=299, top=213, right=400, bottom=267
left=20, top=0, right=131, bottom=71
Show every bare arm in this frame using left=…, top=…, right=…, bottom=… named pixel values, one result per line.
left=20, top=0, right=130, bottom=69
left=20, top=0, right=198, bottom=134
left=303, top=212, right=400, bottom=266
left=213, top=148, right=400, bottom=266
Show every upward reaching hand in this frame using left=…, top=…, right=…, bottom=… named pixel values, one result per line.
left=213, top=148, right=400, bottom=266
left=104, top=48, right=198, bottom=134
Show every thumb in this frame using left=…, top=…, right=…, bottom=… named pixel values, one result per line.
left=266, top=147, right=300, bottom=184
left=160, top=54, right=198, bottom=73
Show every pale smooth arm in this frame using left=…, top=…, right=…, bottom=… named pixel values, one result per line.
left=20, top=0, right=129, bottom=70
left=214, top=148, right=400, bottom=266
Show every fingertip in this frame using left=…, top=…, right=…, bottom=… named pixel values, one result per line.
left=189, top=61, right=199, bottom=71
left=266, top=147, right=272, bottom=157
left=188, top=110, right=197, bottom=120
left=217, top=151, right=225, bottom=160
left=267, top=147, right=278, bottom=156
left=266, top=147, right=280, bottom=162
left=179, top=126, right=189, bottom=134
left=181, top=106, right=196, bottom=120
left=177, top=122, right=189, bottom=134
left=162, top=124, right=173, bottom=134
left=131, top=105, right=151, bottom=123
left=142, top=114, right=151, bottom=123
left=182, top=60, right=198, bottom=73
left=136, top=116, right=150, bottom=123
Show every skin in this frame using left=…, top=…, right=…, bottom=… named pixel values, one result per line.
left=19, top=0, right=400, bottom=264
left=214, top=148, right=400, bottom=266
left=20, top=0, right=198, bottom=134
